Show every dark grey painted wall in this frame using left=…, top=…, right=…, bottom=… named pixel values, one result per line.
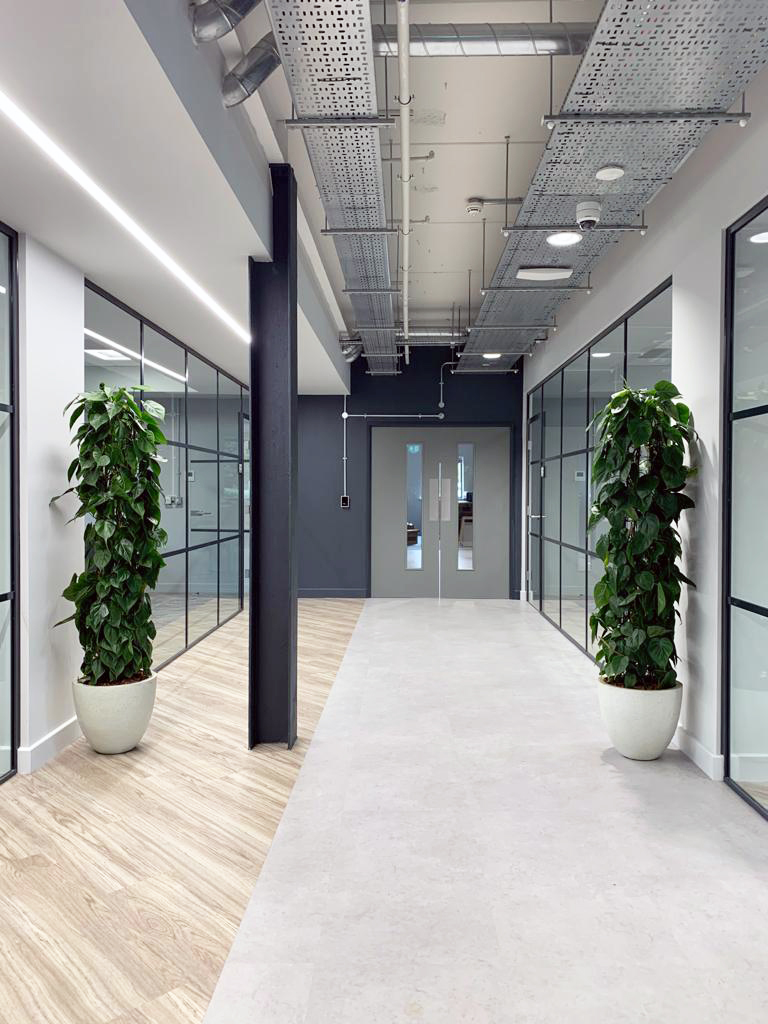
left=298, top=347, right=524, bottom=597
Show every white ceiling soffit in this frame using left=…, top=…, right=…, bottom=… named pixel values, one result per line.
left=0, top=0, right=270, bottom=384
left=126, top=0, right=349, bottom=394
left=459, top=0, right=768, bottom=373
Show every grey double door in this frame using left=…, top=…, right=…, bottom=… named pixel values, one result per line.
left=371, top=426, right=510, bottom=598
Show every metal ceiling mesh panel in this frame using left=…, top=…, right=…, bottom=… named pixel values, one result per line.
left=267, top=0, right=398, bottom=373
left=460, top=0, right=768, bottom=373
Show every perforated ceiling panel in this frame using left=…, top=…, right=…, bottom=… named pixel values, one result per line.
left=459, top=0, right=768, bottom=373
left=267, top=0, right=397, bottom=373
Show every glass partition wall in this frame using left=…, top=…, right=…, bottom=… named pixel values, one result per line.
left=0, top=225, right=17, bottom=781
left=84, top=285, right=247, bottom=669
left=526, top=282, right=672, bottom=654
left=724, top=201, right=768, bottom=818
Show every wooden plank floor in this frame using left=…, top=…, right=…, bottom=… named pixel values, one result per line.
left=0, top=599, right=364, bottom=1024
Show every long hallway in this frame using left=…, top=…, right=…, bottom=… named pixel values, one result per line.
left=206, top=599, right=768, bottom=1023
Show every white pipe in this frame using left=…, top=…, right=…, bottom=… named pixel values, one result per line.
left=397, top=0, right=411, bottom=349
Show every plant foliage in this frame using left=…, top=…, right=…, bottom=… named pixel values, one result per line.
left=589, top=380, right=695, bottom=690
left=53, top=384, right=167, bottom=685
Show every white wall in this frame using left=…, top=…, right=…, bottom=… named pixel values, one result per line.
left=522, top=64, right=768, bottom=781
left=17, top=237, right=84, bottom=772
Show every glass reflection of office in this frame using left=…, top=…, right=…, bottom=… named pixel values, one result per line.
left=457, top=443, right=474, bottom=570
left=82, top=285, right=246, bottom=673
left=405, top=443, right=423, bottom=570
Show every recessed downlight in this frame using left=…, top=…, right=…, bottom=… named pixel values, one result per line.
left=517, top=267, right=573, bottom=281
left=595, top=164, right=625, bottom=182
left=546, top=231, right=583, bottom=248
left=749, top=231, right=768, bottom=244
left=482, top=352, right=502, bottom=359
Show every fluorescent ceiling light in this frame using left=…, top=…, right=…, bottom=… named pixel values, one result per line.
left=591, top=352, right=611, bottom=358
left=85, top=347, right=129, bottom=362
left=546, top=231, right=582, bottom=248
left=482, top=352, right=502, bottom=359
left=516, top=267, right=573, bottom=281
left=749, top=231, right=768, bottom=244
left=595, top=164, right=625, bottom=182
left=0, top=86, right=250, bottom=343
left=84, top=327, right=188, bottom=385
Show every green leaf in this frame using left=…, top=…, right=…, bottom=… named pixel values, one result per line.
left=593, top=578, right=613, bottom=608
left=636, top=571, right=654, bottom=591
left=91, top=547, right=111, bottom=571
left=648, top=636, right=674, bottom=669
left=143, top=399, right=166, bottom=423
left=653, top=380, right=681, bottom=399
left=94, top=520, right=115, bottom=541
left=656, top=582, right=666, bottom=614
left=628, top=418, right=652, bottom=447
left=117, top=537, right=134, bottom=561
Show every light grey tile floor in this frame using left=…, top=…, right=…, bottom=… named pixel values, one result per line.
left=204, top=599, right=768, bottom=1023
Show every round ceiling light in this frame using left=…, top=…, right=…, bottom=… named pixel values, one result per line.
left=595, top=164, right=625, bottom=182
left=749, top=231, right=768, bottom=244
left=546, top=231, right=583, bottom=248
left=482, top=352, right=502, bottom=360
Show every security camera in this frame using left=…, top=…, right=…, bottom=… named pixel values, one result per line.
left=576, top=200, right=602, bottom=231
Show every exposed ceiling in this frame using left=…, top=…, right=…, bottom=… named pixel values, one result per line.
left=236, top=0, right=768, bottom=378
left=0, top=0, right=353, bottom=394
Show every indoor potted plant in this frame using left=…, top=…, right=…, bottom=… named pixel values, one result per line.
left=589, top=379, right=695, bottom=760
left=53, top=383, right=167, bottom=754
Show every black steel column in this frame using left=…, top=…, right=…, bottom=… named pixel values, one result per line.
left=248, top=164, right=298, bottom=748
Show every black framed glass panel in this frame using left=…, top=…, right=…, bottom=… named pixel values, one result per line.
left=83, top=285, right=247, bottom=673
left=562, top=352, right=588, bottom=454
left=526, top=281, right=672, bottom=657
left=0, top=226, right=16, bottom=781
left=724, top=205, right=768, bottom=815
left=542, top=374, right=562, bottom=459
left=627, top=288, right=672, bottom=389
left=84, top=288, right=141, bottom=389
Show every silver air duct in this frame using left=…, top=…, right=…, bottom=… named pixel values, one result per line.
left=340, top=340, right=364, bottom=363
left=371, top=22, right=594, bottom=57
left=222, top=32, right=281, bottom=107
left=190, top=0, right=264, bottom=43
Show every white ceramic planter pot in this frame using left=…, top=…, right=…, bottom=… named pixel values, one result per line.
left=598, top=679, right=682, bottom=761
left=72, top=674, right=157, bottom=754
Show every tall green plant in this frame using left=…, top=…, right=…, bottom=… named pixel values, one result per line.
left=52, top=384, right=167, bottom=685
left=589, top=380, right=695, bottom=690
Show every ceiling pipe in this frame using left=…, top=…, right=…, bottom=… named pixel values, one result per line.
left=340, top=340, right=364, bottom=363
left=190, top=0, right=264, bottom=43
left=222, top=32, right=281, bottom=107
left=397, top=0, right=411, bottom=358
left=371, top=22, right=594, bottom=57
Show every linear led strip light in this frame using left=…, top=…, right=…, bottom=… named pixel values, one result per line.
left=85, top=327, right=188, bottom=385
left=0, top=86, right=250, bottom=344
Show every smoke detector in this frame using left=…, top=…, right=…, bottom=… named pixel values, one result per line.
left=466, top=198, right=484, bottom=217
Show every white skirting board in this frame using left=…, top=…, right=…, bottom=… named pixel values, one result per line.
left=17, top=715, right=81, bottom=774
left=675, top=725, right=724, bottom=781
